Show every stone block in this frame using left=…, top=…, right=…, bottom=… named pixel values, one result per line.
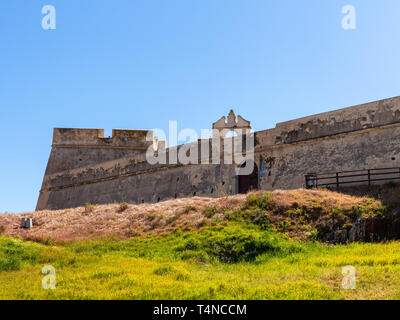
left=20, top=218, right=33, bottom=229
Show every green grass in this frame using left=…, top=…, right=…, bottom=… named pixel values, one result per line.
left=1, top=220, right=400, bottom=300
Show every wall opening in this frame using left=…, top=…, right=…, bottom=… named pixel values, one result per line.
left=104, top=128, right=113, bottom=138
left=225, top=130, right=238, bottom=138
left=238, top=160, right=259, bottom=194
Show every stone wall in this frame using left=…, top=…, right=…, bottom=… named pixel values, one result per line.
left=257, top=123, right=400, bottom=190
left=36, top=96, right=400, bottom=210
left=38, top=164, right=235, bottom=210
left=37, top=137, right=236, bottom=210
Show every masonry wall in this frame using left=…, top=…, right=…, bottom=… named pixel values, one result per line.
left=258, top=123, right=400, bottom=190
left=37, top=137, right=236, bottom=210
left=38, top=164, right=235, bottom=210
left=37, top=96, right=400, bottom=211
left=255, top=96, right=400, bottom=189
left=37, top=128, right=158, bottom=209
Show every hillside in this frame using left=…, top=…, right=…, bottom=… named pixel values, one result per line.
left=0, top=189, right=388, bottom=243
left=1, top=189, right=400, bottom=300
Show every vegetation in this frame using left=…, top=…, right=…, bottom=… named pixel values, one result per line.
left=84, top=203, right=95, bottom=213
left=225, top=191, right=387, bottom=240
left=386, top=181, right=397, bottom=189
left=0, top=189, right=398, bottom=299
left=0, top=219, right=400, bottom=299
left=118, top=202, right=129, bottom=212
left=0, top=189, right=387, bottom=243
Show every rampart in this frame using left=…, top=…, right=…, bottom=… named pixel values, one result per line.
left=36, top=96, right=400, bottom=210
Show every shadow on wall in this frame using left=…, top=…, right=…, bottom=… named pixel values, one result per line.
left=238, top=160, right=259, bottom=194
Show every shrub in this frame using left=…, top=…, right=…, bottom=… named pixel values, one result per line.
left=176, top=224, right=301, bottom=264
left=184, top=205, right=196, bottom=214
left=0, top=256, right=21, bottom=271
left=180, top=250, right=208, bottom=263
left=331, top=208, right=343, bottom=219
left=250, top=213, right=272, bottom=231
left=308, top=229, right=319, bottom=241
left=153, top=265, right=174, bottom=276
left=278, top=220, right=290, bottom=232
left=166, top=217, right=175, bottom=224
left=203, top=206, right=218, bottom=218
left=147, top=213, right=156, bottom=221
left=85, top=203, right=95, bottom=213
left=175, top=238, right=201, bottom=252
left=244, top=193, right=275, bottom=211
left=119, top=202, right=129, bottom=212
left=205, top=231, right=279, bottom=263
left=39, top=238, right=55, bottom=246
left=182, top=239, right=201, bottom=251
left=0, top=238, right=40, bottom=271
left=386, top=181, right=397, bottom=189
left=153, top=265, right=190, bottom=281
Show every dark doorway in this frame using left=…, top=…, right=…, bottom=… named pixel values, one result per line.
left=238, top=160, right=259, bottom=194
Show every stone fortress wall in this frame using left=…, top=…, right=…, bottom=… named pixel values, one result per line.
left=36, top=96, right=400, bottom=210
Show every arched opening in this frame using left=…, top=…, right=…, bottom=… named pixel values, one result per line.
left=225, top=130, right=238, bottom=138
left=238, top=160, right=259, bottom=194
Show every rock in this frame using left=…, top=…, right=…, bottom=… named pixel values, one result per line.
left=349, top=218, right=363, bottom=242
left=387, top=208, right=400, bottom=219
left=20, top=218, right=33, bottom=229
left=25, top=218, right=33, bottom=229
left=334, top=229, right=348, bottom=243
left=320, top=209, right=400, bottom=244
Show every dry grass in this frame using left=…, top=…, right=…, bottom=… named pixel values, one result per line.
left=0, top=196, right=244, bottom=243
left=272, top=188, right=379, bottom=210
left=339, top=184, right=400, bottom=206
left=0, top=189, right=382, bottom=243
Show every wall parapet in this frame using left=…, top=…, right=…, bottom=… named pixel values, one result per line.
left=255, top=96, right=400, bottom=148
left=52, top=128, right=156, bottom=149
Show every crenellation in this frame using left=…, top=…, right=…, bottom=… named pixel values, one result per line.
left=53, top=128, right=156, bottom=149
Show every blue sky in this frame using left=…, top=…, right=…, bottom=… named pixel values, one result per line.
left=0, top=0, right=399, bottom=212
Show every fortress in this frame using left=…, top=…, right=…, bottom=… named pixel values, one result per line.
left=36, top=96, right=400, bottom=210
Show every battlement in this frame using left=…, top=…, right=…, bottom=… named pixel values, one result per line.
left=53, top=128, right=156, bottom=150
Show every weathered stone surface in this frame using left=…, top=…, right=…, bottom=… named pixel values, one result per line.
left=36, top=96, right=400, bottom=211
left=334, top=229, right=348, bottom=244
left=212, top=110, right=251, bottom=132
left=332, top=210, right=400, bottom=243
left=348, top=218, right=365, bottom=242
left=25, top=218, right=33, bottom=229
left=20, top=218, right=33, bottom=229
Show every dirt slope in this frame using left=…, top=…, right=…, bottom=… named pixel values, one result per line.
left=0, top=189, right=385, bottom=242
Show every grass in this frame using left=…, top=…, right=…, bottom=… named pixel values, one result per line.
left=0, top=190, right=398, bottom=300
left=0, top=189, right=386, bottom=243
left=84, top=203, right=95, bottom=213
left=1, top=221, right=400, bottom=300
